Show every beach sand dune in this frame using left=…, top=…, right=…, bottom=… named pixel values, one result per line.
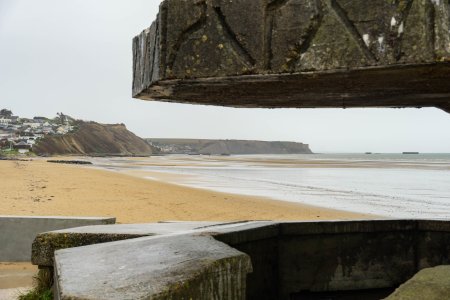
left=0, top=160, right=372, bottom=223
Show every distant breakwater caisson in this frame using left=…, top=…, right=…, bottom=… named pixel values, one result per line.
left=47, top=160, right=93, bottom=165
left=0, top=157, right=30, bottom=162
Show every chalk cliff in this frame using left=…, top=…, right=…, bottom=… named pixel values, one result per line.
left=146, top=139, right=312, bottom=155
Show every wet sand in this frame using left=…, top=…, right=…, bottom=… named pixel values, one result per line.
left=0, top=159, right=373, bottom=223
left=0, top=263, right=36, bottom=300
left=0, top=263, right=37, bottom=289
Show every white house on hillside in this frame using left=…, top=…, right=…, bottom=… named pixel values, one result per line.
left=0, top=117, right=11, bottom=125
left=23, top=122, right=42, bottom=129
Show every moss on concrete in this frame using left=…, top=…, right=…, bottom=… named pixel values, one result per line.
left=32, top=233, right=149, bottom=266
left=386, top=265, right=450, bottom=299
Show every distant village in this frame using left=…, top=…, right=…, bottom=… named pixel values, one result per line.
left=0, top=109, right=75, bottom=154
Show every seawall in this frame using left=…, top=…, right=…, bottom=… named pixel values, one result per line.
left=0, top=216, right=115, bottom=262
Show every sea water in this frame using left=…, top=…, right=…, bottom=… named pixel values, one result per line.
left=95, top=154, right=450, bottom=219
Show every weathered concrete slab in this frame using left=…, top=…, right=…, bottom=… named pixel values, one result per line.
left=32, top=221, right=224, bottom=266
left=386, top=265, right=450, bottom=300
left=0, top=216, right=115, bottom=262
left=54, top=235, right=252, bottom=300
left=133, top=0, right=450, bottom=113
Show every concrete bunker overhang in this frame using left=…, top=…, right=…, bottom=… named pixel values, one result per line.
left=132, top=0, right=450, bottom=114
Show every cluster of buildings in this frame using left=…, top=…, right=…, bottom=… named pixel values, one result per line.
left=147, top=143, right=194, bottom=155
left=0, top=110, right=74, bottom=154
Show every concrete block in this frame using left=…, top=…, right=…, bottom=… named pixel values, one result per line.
left=32, top=221, right=223, bottom=266
left=0, top=216, right=115, bottom=262
left=54, top=235, right=252, bottom=300
left=132, top=0, right=450, bottom=113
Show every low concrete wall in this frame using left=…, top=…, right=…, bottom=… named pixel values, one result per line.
left=215, top=220, right=450, bottom=300
left=31, top=220, right=450, bottom=299
left=0, top=216, right=115, bottom=262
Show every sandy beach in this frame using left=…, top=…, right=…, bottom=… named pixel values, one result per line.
left=0, top=158, right=375, bottom=298
left=0, top=159, right=372, bottom=223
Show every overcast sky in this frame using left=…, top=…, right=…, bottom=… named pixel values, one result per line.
left=1, top=0, right=449, bottom=153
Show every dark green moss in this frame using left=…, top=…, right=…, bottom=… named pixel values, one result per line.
left=18, top=289, right=52, bottom=300
left=33, top=233, right=149, bottom=266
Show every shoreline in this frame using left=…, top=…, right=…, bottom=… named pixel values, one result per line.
left=0, top=159, right=376, bottom=223
left=98, top=154, right=450, bottom=219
